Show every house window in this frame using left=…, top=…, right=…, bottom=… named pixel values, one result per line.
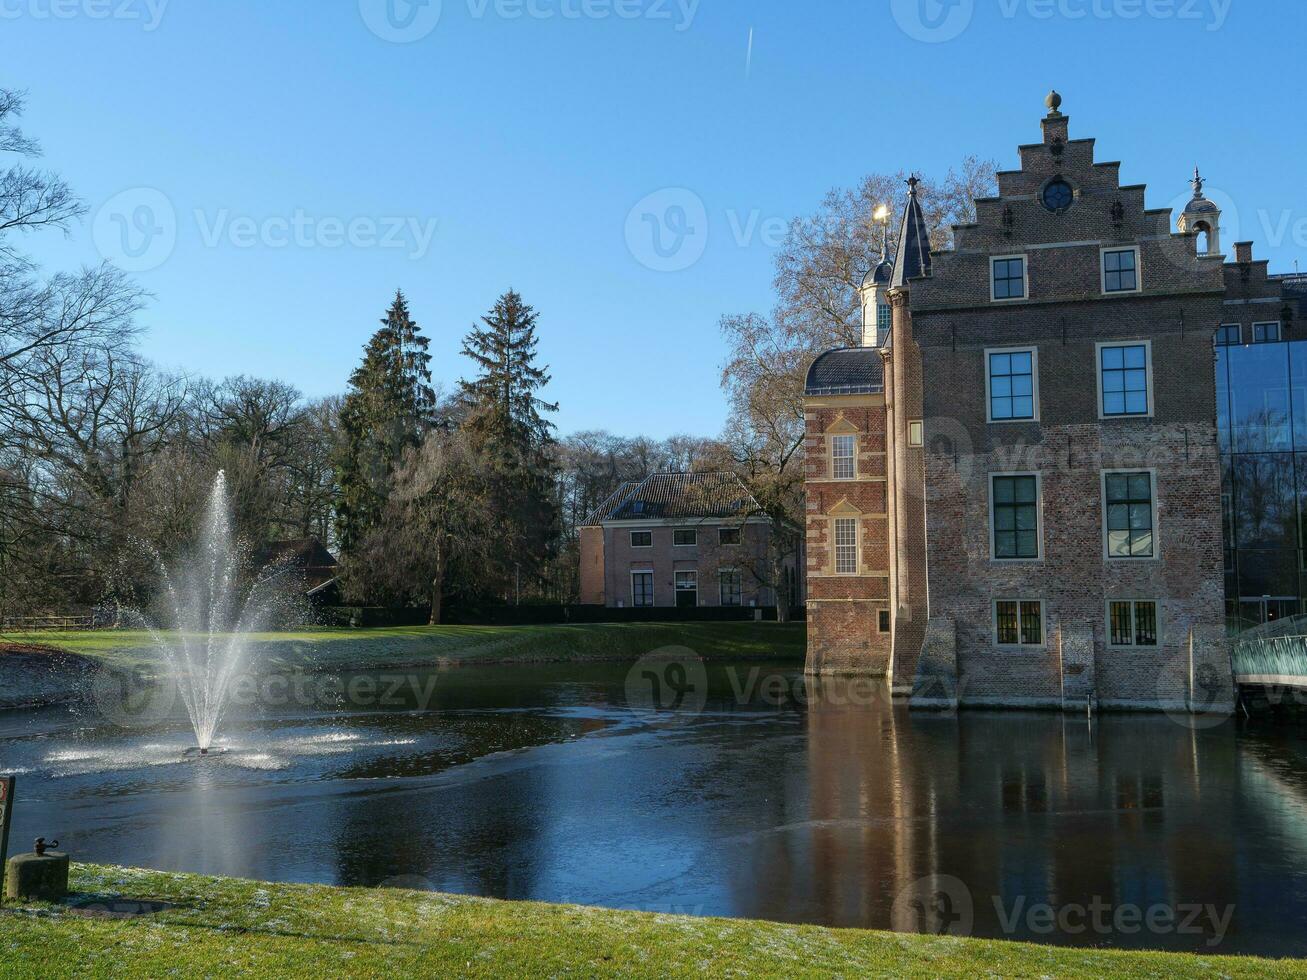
left=719, top=569, right=742, bottom=607
left=987, top=349, right=1037, bottom=421
left=1102, top=247, right=1139, bottom=293
left=831, top=434, right=857, bottom=480
left=1108, top=600, right=1159, bottom=647
left=878, top=609, right=891, bottom=633
left=908, top=421, right=924, bottom=447
left=876, top=303, right=892, bottom=344
left=995, top=600, right=1044, bottom=646
left=719, top=527, right=741, bottom=546
left=1099, top=342, right=1151, bottom=417
left=833, top=518, right=858, bottom=575
left=675, top=571, right=698, bottom=608
left=991, top=256, right=1027, bottom=301
left=1254, top=321, right=1282, bottom=343
left=632, top=572, right=654, bottom=608
left=1215, top=324, right=1241, bottom=347
left=1104, top=471, right=1155, bottom=559
left=630, top=531, right=652, bottom=548
left=673, top=529, right=698, bottom=547
left=991, top=474, right=1040, bottom=560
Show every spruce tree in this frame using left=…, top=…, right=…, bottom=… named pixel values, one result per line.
left=458, top=290, right=560, bottom=598
left=335, top=291, right=435, bottom=554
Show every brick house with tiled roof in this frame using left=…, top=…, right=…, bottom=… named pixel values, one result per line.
left=579, top=472, right=801, bottom=610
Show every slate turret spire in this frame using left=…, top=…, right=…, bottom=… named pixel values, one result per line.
left=890, top=175, right=931, bottom=289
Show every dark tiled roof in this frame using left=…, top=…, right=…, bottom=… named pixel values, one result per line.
left=581, top=483, right=639, bottom=527
left=891, top=180, right=932, bottom=287
left=594, top=472, right=763, bottom=522
left=862, top=258, right=894, bottom=288
left=805, top=348, right=885, bottom=396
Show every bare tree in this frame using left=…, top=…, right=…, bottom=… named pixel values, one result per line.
left=718, top=160, right=999, bottom=616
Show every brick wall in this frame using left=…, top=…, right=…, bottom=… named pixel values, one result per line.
left=804, top=397, right=893, bottom=673
left=910, top=108, right=1232, bottom=711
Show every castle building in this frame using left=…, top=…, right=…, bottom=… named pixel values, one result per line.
left=804, top=93, right=1272, bottom=712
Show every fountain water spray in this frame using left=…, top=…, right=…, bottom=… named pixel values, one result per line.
left=131, top=472, right=286, bottom=754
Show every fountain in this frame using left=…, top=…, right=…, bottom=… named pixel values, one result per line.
left=130, top=471, right=287, bottom=755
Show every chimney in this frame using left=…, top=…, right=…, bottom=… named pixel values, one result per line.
left=1234, top=241, right=1253, bottom=264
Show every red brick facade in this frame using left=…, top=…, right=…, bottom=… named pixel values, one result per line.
left=805, top=96, right=1238, bottom=714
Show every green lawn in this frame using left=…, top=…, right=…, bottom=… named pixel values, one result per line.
left=1, top=865, right=1299, bottom=979
left=0, top=621, right=805, bottom=673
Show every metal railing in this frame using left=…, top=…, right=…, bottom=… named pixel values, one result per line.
left=1233, top=621, right=1307, bottom=680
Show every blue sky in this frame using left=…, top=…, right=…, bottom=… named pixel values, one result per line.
left=4, top=0, right=1304, bottom=438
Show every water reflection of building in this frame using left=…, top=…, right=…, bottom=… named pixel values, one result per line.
left=756, top=679, right=1261, bottom=951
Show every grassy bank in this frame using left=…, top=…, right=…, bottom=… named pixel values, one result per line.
left=1, top=865, right=1299, bottom=979
left=0, top=621, right=804, bottom=674
left=0, top=622, right=804, bottom=708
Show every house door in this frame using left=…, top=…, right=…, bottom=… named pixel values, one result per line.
left=675, top=571, right=698, bottom=609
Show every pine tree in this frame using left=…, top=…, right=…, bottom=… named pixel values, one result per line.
left=335, top=291, right=436, bottom=554
left=458, top=290, right=560, bottom=598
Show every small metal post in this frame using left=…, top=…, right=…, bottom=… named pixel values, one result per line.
left=0, top=777, right=14, bottom=907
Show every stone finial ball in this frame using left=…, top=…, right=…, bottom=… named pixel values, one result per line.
left=1045, top=90, right=1063, bottom=113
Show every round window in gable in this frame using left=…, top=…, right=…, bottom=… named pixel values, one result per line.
left=1042, top=178, right=1074, bottom=213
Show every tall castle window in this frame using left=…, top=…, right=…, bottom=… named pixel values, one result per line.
left=831, top=434, right=856, bottom=480
left=1103, top=471, right=1156, bottom=559
left=986, top=348, right=1037, bottom=421
left=833, top=518, right=859, bottom=575
left=991, top=474, right=1041, bottom=560
left=1098, top=342, right=1152, bottom=417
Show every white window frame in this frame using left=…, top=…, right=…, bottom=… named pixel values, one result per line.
left=674, top=570, right=698, bottom=605
left=630, top=570, right=655, bottom=608
left=989, top=471, right=1043, bottom=562
left=908, top=420, right=924, bottom=447
left=1095, top=339, right=1154, bottom=420
left=990, top=254, right=1028, bottom=302
left=992, top=599, right=1046, bottom=648
left=984, top=346, right=1040, bottom=423
left=1253, top=321, right=1282, bottom=344
left=719, top=568, right=742, bottom=607
left=830, top=433, right=857, bottom=480
left=1100, top=468, right=1160, bottom=562
left=1105, top=599, right=1162, bottom=649
left=718, top=526, right=742, bottom=546
left=1100, top=245, right=1142, bottom=295
left=630, top=530, right=653, bottom=549
left=1215, top=324, right=1242, bottom=347
left=672, top=529, right=698, bottom=547
left=832, top=517, right=859, bottom=576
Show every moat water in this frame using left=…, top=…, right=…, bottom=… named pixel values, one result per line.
left=3, top=661, right=1307, bottom=956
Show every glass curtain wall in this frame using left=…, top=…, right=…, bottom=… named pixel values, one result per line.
left=1218, top=340, right=1307, bottom=632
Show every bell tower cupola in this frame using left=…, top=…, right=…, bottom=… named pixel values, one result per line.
left=1178, top=167, right=1222, bottom=256
left=859, top=203, right=895, bottom=348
